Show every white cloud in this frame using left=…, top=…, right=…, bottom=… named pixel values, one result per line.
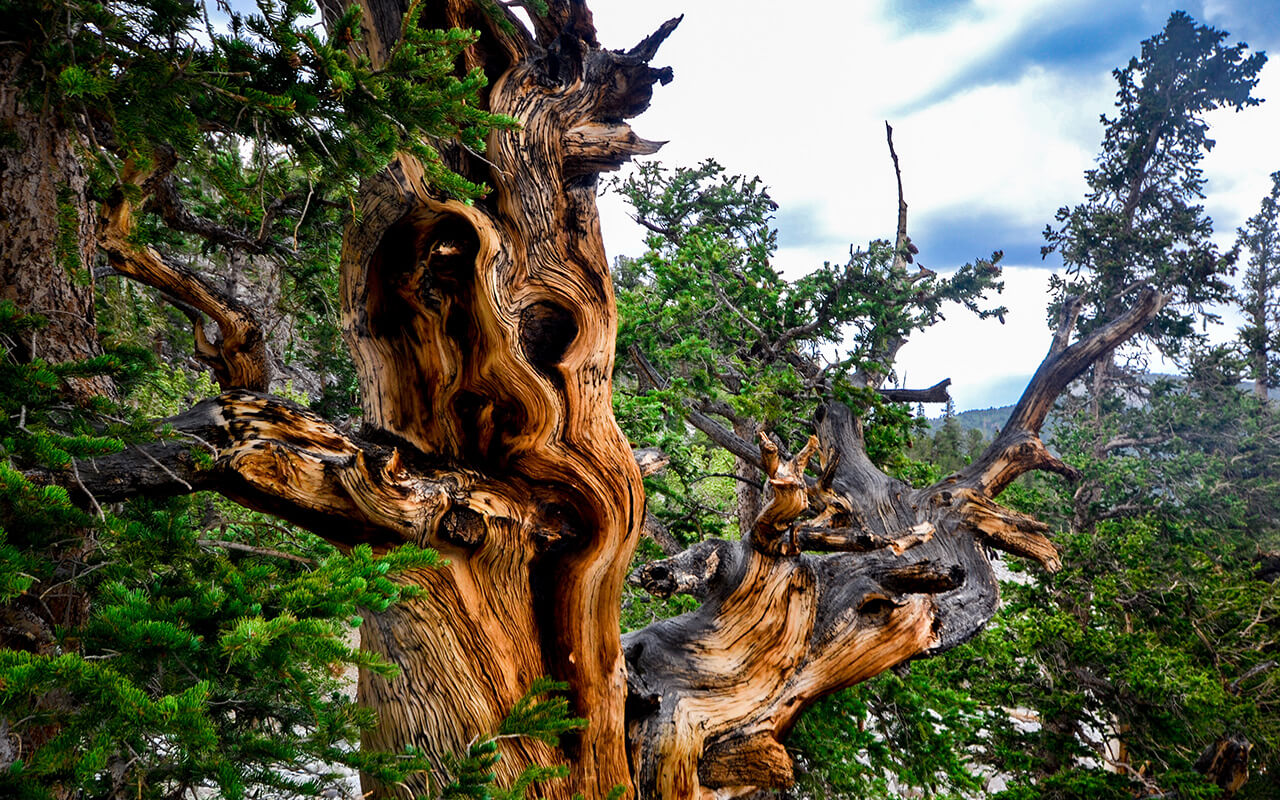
left=592, top=1, right=1276, bottom=409
left=894, top=266, right=1058, bottom=409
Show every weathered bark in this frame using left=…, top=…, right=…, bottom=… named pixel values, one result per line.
left=10, top=3, right=1177, bottom=798
left=621, top=288, right=1167, bottom=797
left=0, top=60, right=109, bottom=795
left=322, top=4, right=679, bottom=795
left=0, top=57, right=109, bottom=399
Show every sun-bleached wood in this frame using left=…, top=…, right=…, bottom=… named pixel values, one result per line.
left=26, top=1, right=1176, bottom=796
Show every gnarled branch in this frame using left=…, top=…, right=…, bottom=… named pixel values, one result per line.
left=38, top=391, right=521, bottom=553
left=878, top=377, right=952, bottom=404
left=957, top=287, right=1167, bottom=496
left=99, top=164, right=269, bottom=391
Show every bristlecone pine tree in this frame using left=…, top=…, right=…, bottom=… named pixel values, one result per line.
left=2, top=1, right=1200, bottom=797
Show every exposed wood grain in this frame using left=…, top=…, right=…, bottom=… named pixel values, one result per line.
left=14, top=2, right=1176, bottom=795
left=621, top=289, right=1169, bottom=795
left=331, top=4, right=681, bottom=796
left=99, top=163, right=269, bottom=391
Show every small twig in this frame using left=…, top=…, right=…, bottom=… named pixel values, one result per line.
left=39, top=560, right=111, bottom=599
left=292, top=180, right=315, bottom=252
left=688, top=472, right=764, bottom=490
left=195, top=539, right=316, bottom=565
left=137, top=447, right=194, bottom=491
left=460, top=141, right=512, bottom=179
left=70, top=459, right=105, bottom=520
left=169, top=427, right=218, bottom=456
left=1228, top=659, right=1276, bottom=694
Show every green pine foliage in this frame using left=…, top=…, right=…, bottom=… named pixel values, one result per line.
left=1236, top=171, right=1280, bottom=394
left=938, top=371, right=1280, bottom=799
left=431, top=679, right=587, bottom=800
left=5, top=0, right=515, bottom=201
left=789, top=665, right=987, bottom=799
left=611, top=159, right=1004, bottom=541
left=909, top=397, right=991, bottom=478
left=1044, top=11, right=1266, bottom=361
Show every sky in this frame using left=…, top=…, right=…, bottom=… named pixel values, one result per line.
left=585, top=0, right=1280, bottom=410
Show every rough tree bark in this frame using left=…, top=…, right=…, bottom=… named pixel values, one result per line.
left=11, top=2, right=1174, bottom=798
left=0, top=54, right=110, bottom=400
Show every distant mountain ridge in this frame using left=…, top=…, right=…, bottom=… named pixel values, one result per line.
left=926, top=405, right=1012, bottom=437
left=929, top=375, right=1276, bottom=436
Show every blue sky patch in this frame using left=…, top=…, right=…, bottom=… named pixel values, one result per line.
left=913, top=207, right=1061, bottom=270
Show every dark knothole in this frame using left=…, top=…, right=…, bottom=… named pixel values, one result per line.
left=519, top=300, right=578, bottom=380
left=368, top=214, right=478, bottom=339
left=439, top=506, right=486, bottom=547
left=857, top=594, right=898, bottom=625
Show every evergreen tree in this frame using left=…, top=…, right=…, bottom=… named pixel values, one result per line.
left=911, top=14, right=1280, bottom=799
left=1237, top=172, right=1280, bottom=402
left=792, top=14, right=1276, bottom=799
left=930, top=396, right=966, bottom=473
left=1044, top=11, right=1265, bottom=401
left=941, top=355, right=1280, bottom=800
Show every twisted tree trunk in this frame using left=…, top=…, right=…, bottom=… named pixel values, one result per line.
left=17, top=2, right=1173, bottom=798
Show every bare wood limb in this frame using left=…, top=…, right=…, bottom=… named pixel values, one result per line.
left=626, top=15, right=683, bottom=61
left=34, top=392, right=505, bottom=553
left=99, top=163, right=269, bottom=391
left=851, top=124, right=917, bottom=391
left=1051, top=294, right=1084, bottom=356
left=562, top=123, right=663, bottom=177
left=751, top=433, right=817, bottom=555
left=694, top=397, right=747, bottom=428
left=948, top=488, right=1062, bottom=572
left=1003, top=287, right=1164, bottom=445
left=877, top=378, right=952, bottom=404
left=886, top=121, right=909, bottom=262
left=633, top=447, right=669, bottom=477
left=1228, top=660, right=1276, bottom=695
left=794, top=521, right=934, bottom=554
left=956, top=287, right=1167, bottom=496
left=628, top=539, right=733, bottom=598
left=149, top=173, right=285, bottom=256
left=640, top=511, right=683, bottom=556
left=1097, top=434, right=1171, bottom=455
left=194, top=539, right=316, bottom=565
